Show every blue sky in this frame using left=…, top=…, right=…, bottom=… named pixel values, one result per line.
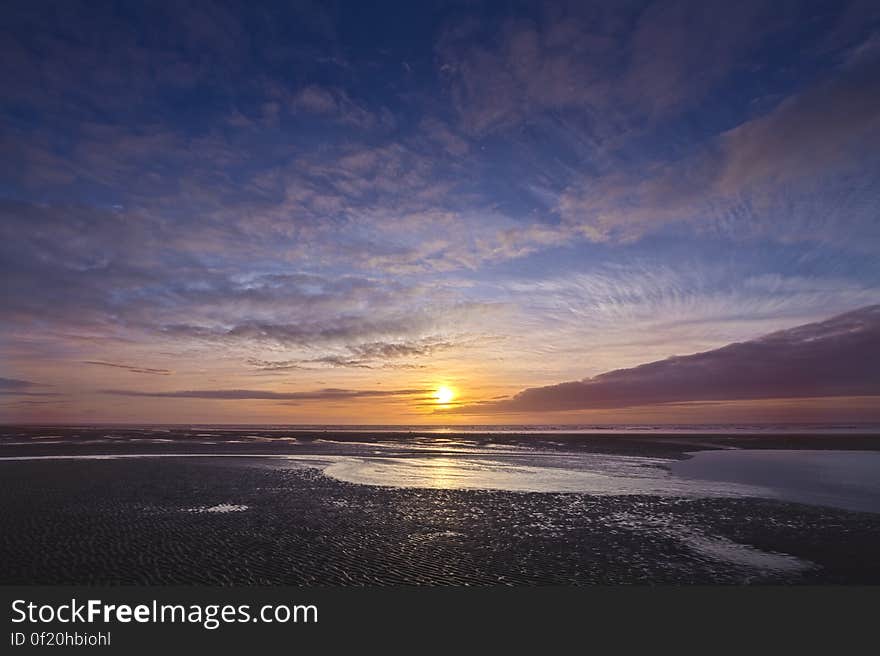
left=1, top=0, right=879, bottom=423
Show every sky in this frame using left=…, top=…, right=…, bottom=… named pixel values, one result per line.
left=1, top=0, right=879, bottom=425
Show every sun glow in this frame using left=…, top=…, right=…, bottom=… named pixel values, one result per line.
left=435, top=385, right=455, bottom=404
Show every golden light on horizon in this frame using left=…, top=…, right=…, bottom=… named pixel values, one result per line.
left=435, top=385, right=456, bottom=405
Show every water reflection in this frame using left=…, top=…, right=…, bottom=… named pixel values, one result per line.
left=318, top=453, right=765, bottom=498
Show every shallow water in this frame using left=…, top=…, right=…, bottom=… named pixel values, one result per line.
left=314, top=453, right=768, bottom=499
left=670, top=450, right=880, bottom=513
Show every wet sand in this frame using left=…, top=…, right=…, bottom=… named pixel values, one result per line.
left=1, top=427, right=879, bottom=585
left=4, top=425, right=880, bottom=459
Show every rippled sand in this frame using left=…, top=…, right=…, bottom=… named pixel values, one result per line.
left=2, top=457, right=879, bottom=585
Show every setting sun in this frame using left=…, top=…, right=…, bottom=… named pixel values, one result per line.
left=435, top=386, right=455, bottom=405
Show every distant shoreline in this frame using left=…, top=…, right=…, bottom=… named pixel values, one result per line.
left=3, top=422, right=880, bottom=434
left=2, top=426, right=879, bottom=460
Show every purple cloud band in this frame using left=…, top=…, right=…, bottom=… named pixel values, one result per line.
left=456, top=304, right=880, bottom=413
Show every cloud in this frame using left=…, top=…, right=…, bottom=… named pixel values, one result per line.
left=430, top=3, right=880, bottom=247
left=245, top=359, right=308, bottom=372
left=455, top=304, right=880, bottom=413
left=0, top=377, right=37, bottom=390
left=291, top=86, right=338, bottom=114
left=418, top=118, right=470, bottom=156
left=297, top=355, right=427, bottom=370
left=436, top=12, right=613, bottom=136
left=348, top=339, right=454, bottom=359
left=558, top=35, right=880, bottom=242
left=623, top=0, right=783, bottom=113
left=102, top=388, right=429, bottom=400
left=83, top=361, right=172, bottom=375
left=159, top=301, right=500, bottom=349
left=0, top=377, right=59, bottom=397
left=302, top=356, right=375, bottom=369
left=0, top=199, right=503, bottom=353
left=244, top=338, right=452, bottom=371
left=246, top=358, right=424, bottom=372
left=290, top=85, right=391, bottom=130
left=436, top=1, right=790, bottom=136
left=716, top=39, right=880, bottom=194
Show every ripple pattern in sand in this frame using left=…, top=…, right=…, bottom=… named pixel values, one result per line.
left=1, top=458, right=879, bottom=585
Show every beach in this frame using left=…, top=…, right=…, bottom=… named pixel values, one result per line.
left=2, top=426, right=879, bottom=585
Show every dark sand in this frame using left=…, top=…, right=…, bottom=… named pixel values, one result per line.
left=1, top=427, right=879, bottom=585
left=4, top=425, right=880, bottom=458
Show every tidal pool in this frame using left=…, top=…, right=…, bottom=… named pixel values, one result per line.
left=669, top=450, right=880, bottom=513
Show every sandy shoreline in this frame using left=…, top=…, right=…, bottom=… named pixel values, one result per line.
left=3, top=425, right=880, bottom=458
left=2, top=456, right=879, bottom=585
left=2, top=428, right=879, bottom=585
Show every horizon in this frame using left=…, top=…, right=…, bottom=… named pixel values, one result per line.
left=2, top=1, right=880, bottom=424
left=4, top=418, right=880, bottom=430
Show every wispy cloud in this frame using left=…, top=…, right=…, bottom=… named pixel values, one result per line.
left=0, top=377, right=58, bottom=397
left=436, top=1, right=789, bottom=135
left=557, top=36, right=880, bottom=243
left=83, top=361, right=172, bottom=375
left=0, top=377, right=38, bottom=390
left=243, top=337, right=453, bottom=371
left=102, top=388, right=430, bottom=401
left=290, top=85, right=392, bottom=130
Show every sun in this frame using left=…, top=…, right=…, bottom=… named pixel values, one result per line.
left=435, top=385, right=455, bottom=405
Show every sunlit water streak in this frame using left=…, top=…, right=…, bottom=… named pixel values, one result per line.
left=315, top=453, right=766, bottom=498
